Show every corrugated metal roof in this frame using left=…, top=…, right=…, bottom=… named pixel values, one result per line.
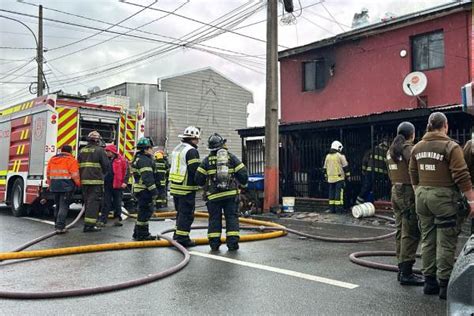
left=238, top=103, right=469, bottom=137
left=279, top=0, right=471, bottom=59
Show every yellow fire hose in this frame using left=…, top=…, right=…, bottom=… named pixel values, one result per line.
left=0, top=212, right=286, bottom=261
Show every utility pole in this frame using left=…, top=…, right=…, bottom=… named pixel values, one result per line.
left=36, top=4, right=44, bottom=97
left=263, top=0, right=279, bottom=212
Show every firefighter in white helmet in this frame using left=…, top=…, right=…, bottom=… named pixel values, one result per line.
left=169, top=126, right=201, bottom=247
left=323, top=140, right=350, bottom=213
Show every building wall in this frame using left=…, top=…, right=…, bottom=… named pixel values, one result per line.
left=161, top=68, right=253, bottom=158
left=280, top=10, right=471, bottom=124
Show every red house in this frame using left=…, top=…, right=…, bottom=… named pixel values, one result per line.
left=279, top=1, right=472, bottom=123
left=239, top=1, right=473, bottom=205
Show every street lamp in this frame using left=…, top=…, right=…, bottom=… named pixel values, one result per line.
left=0, top=11, right=47, bottom=96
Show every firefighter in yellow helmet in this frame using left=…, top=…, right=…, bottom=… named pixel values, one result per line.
left=154, top=150, right=170, bottom=208
left=323, top=140, right=350, bottom=213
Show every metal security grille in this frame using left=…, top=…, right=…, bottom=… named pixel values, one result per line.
left=241, top=111, right=473, bottom=202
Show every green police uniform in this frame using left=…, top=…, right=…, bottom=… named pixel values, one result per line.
left=409, top=132, right=472, bottom=282
left=387, top=141, right=420, bottom=265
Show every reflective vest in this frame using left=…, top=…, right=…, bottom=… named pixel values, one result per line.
left=46, top=152, right=80, bottom=192
left=324, top=152, right=349, bottom=183
left=169, top=143, right=194, bottom=183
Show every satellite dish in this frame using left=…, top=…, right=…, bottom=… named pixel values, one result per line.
left=403, top=72, right=427, bottom=96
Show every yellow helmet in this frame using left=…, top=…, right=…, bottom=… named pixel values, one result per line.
left=154, top=150, right=164, bottom=160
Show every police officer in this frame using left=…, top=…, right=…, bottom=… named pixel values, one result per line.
left=131, top=137, right=159, bottom=241
left=154, top=150, right=169, bottom=208
left=323, top=141, right=350, bottom=213
left=78, top=131, right=110, bottom=232
left=409, top=112, right=474, bottom=300
left=195, top=133, right=248, bottom=251
left=464, top=139, right=473, bottom=182
left=169, top=126, right=201, bottom=247
left=386, top=122, right=423, bottom=286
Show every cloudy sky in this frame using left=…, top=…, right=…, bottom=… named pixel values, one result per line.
left=0, top=0, right=452, bottom=126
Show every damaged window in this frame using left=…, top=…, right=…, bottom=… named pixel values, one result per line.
left=303, top=59, right=326, bottom=91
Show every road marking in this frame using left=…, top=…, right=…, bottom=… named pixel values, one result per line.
left=23, top=217, right=55, bottom=226
left=190, top=251, right=359, bottom=289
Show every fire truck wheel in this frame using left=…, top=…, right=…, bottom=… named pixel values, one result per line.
left=11, top=178, right=30, bottom=217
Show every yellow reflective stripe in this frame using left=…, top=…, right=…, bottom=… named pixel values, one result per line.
left=79, top=162, right=101, bottom=168
left=208, top=232, right=221, bottom=238
left=197, top=167, right=207, bottom=175
left=175, top=230, right=189, bottom=236
left=234, top=163, right=245, bottom=173
left=156, top=170, right=167, bottom=173
left=170, top=183, right=199, bottom=190
left=136, top=221, right=148, bottom=226
left=82, top=180, right=104, bottom=185
left=0, top=170, right=7, bottom=176
left=187, top=158, right=200, bottom=165
left=329, top=200, right=335, bottom=205
left=84, top=217, right=97, bottom=224
left=139, top=167, right=153, bottom=173
left=208, top=190, right=239, bottom=200
left=328, top=175, right=344, bottom=182
left=333, top=201, right=344, bottom=205
left=373, top=155, right=385, bottom=161
left=147, top=184, right=157, bottom=191
left=226, top=231, right=240, bottom=237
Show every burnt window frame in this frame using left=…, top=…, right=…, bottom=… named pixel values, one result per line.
left=411, top=30, right=445, bottom=71
left=302, top=59, right=326, bottom=92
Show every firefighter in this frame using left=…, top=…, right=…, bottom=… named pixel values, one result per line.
left=195, top=133, right=248, bottom=251
left=386, top=122, right=423, bottom=286
left=356, top=140, right=389, bottom=204
left=154, top=150, right=169, bottom=208
left=46, top=145, right=81, bottom=234
left=323, top=140, right=350, bottom=214
left=78, top=131, right=110, bottom=232
left=169, top=126, right=201, bottom=247
left=131, top=137, right=159, bottom=241
left=409, top=112, right=474, bottom=300
left=464, top=140, right=473, bottom=183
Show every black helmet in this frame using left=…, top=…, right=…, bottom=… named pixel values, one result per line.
left=397, top=122, right=415, bottom=138
left=207, top=133, right=226, bottom=151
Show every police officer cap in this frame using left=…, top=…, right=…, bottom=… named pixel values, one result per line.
left=208, top=133, right=226, bottom=151
left=397, top=122, right=415, bottom=136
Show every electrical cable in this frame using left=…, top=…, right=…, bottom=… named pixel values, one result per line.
left=320, top=0, right=346, bottom=32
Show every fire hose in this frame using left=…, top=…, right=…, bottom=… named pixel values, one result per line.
left=0, top=209, right=403, bottom=299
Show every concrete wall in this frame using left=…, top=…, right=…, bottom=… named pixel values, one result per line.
left=279, top=10, right=471, bottom=123
left=161, top=68, right=253, bottom=158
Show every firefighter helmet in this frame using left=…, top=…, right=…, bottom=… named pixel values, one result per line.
left=154, top=150, right=164, bottom=160
left=136, top=137, right=153, bottom=150
left=330, top=140, right=343, bottom=152
left=179, top=126, right=201, bottom=139
left=87, top=130, right=101, bottom=142
left=208, top=133, right=226, bottom=151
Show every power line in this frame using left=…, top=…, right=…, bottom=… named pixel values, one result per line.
left=121, top=0, right=289, bottom=49
left=0, top=46, right=36, bottom=50
left=320, top=0, right=346, bottom=32
left=47, top=0, right=158, bottom=51
left=301, top=15, right=336, bottom=35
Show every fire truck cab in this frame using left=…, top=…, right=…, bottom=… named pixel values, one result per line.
left=0, top=94, right=144, bottom=216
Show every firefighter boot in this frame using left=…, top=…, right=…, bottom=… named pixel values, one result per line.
left=423, top=275, right=439, bottom=295
left=113, top=218, right=123, bottom=227
left=133, top=225, right=158, bottom=241
left=438, top=279, right=449, bottom=300
left=83, top=225, right=101, bottom=233
left=209, top=238, right=221, bottom=251
left=399, top=261, right=424, bottom=286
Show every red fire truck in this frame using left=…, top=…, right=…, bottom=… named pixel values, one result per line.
left=0, top=94, right=144, bottom=216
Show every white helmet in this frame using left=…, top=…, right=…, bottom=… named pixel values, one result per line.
left=179, top=126, right=201, bottom=139
left=331, top=140, right=343, bottom=151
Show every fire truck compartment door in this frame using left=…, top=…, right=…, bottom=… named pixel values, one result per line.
left=0, top=121, right=12, bottom=174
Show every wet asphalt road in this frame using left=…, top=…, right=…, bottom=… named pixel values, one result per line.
left=0, top=205, right=464, bottom=316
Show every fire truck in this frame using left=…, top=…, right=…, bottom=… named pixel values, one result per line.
left=0, top=94, right=145, bottom=216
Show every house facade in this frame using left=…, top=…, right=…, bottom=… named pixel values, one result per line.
left=239, top=1, right=473, bottom=203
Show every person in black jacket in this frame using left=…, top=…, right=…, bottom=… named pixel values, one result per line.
left=131, top=137, right=159, bottom=241
left=195, top=133, right=248, bottom=251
